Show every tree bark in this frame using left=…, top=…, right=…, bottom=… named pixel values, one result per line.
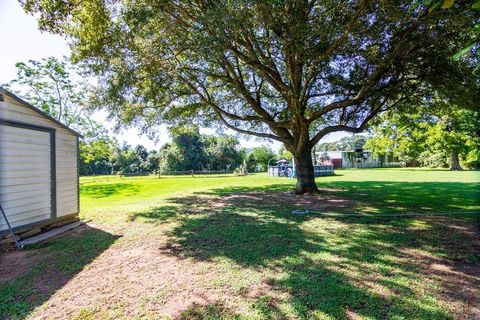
left=450, top=150, right=463, bottom=171
left=293, top=147, right=319, bottom=194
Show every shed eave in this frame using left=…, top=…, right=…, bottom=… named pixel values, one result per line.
left=0, top=87, right=84, bottom=138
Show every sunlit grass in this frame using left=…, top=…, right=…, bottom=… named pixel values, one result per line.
left=80, top=169, right=480, bottom=224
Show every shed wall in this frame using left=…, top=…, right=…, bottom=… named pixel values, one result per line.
left=0, top=95, right=79, bottom=224
left=0, top=124, right=52, bottom=230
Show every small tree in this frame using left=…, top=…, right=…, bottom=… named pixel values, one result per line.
left=5, top=56, right=104, bottom=139
left=248, top=146, right=277, bottom=171
left=278, top=146, right=293, bottom=162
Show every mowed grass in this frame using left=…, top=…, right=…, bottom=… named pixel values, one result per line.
left=80, top=169, right=480, bottom=221
left=1, top=168, right=479, bottom=320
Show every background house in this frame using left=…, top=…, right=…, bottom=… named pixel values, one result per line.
left=316, top=150, right=401, bottom=169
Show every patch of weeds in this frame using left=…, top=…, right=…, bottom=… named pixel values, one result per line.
left=0, top=227, right=118, bottom=319
left=245, top=296, right=285, bottom=320
left=142, top=289, right=167, bottom=306
left=71, top=305, right=102, bottom=320
left=0, top=264, right=46, bottom=319
left=179, top=301, right=239, bottom=320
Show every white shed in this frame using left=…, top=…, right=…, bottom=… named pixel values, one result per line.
left=0, top=88, right=82, bottom=235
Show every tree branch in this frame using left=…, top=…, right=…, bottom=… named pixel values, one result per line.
left=309, top=95, right=408, bottom=147
left=215, top=111, right=285, bottom=142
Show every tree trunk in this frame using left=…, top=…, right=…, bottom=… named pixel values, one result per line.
left=294, top=148, right=319, bottom=194
left=450, top=150, right=463, bottom=171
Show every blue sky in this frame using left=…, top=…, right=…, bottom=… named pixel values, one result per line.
left=0, top=1, right=347, bottom=151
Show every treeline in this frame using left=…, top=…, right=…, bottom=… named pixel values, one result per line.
left=158, top=127, right=244, bottom=173
left=365, top=108, right=479, bottom=170
left=316, top=136, right=367, bottom=152
left=80, top=141, right=159, bottom=175
left=80, top=127, right=280, bottom=176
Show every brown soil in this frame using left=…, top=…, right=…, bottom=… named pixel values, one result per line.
left=217, top=190, right=359, bottom=212
left=0, top=250, right=47, bottom=283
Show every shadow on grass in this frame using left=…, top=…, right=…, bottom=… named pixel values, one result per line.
left=0, top=225, right=120, bottom=319
left=323, top=180, right=480, bottom=213
left=132, top=183, right=480, bottom=319
left=80, top=182, right=140, bottom=198
left=202, top=180, right=480, bottom=214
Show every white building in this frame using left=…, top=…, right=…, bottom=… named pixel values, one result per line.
left=316, top=150, right=400, bottom=169
left=0, top=88, right=82, bottom=234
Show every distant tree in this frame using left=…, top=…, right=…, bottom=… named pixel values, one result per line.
left=366, top=107, right=480, bottom=169
left=80, top=140, right=166, bottom=175
left=171, top=127, right=206, bottom=171
left=112, top=143, right=138, bottom=174
left=278, top=146, right=293, bottom=162
left=134, top=145, right=149, bottom=163
left=423, top=109, right=480, bottom=170
left=316, top=142, right=337, bottom=152
left=22, top=0, right=478, bottom=193
left=248, top=146, right=277, bottom=171
left=79, top=138, right=117, bottom=175
left=317, top=136, right=367, bottom=152
left=365, top=114, right=425, bottom=167
left=158, top=128, right=245, bottom=173
left=159, top=144, right=185, bottom=173
left=204, top=136, right=244, bottom=170
left=5, top=56, right=104, bottom=139
left=144, top=150, right=161, bottom=173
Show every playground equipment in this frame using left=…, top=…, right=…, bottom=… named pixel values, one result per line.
left=268, top=159, right=334, bottom=178
left=268, top=159, right=294, bottom=177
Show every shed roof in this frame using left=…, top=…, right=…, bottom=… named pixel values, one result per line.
left=0, top=87, right=83, bottom=138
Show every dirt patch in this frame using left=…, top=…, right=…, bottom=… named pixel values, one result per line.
left=0, top=250, right=47, bottom=283
left=182, top=190, right=360, bottom=214
left=23, top=242, right=243, bottom=319
left=0, top=224, right=93, bottom=284
left=397, top=217, right=480, bottom=319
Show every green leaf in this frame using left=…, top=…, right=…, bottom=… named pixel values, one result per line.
left=452, top=43, right=476, bottom=60
left=429, top=1, right=442, bottom=12
left=409, top=2, right=422, bottom=11
left=472, top=0, right=480, bottom=9
left=441, top=0, right=455, bottom=9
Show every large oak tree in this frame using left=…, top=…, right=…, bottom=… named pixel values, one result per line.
left=22, top=0, right=478, bottom=193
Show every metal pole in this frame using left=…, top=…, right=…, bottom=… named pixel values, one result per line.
left=0, top=202, right=21, bottom=250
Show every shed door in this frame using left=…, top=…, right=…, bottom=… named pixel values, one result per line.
left=0, top=122, right=53, bottom=232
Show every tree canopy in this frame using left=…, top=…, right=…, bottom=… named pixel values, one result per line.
left=4, top=56, right=105, bottom=139
left=365, top=107, right=480, bottom=169
left=22, top=0, right=479, bottom=192
left=317, top=135, right=367, bottom=152
left=246, top=146, right=277, bottom=171
left=159, top=127, right=245, bottom=173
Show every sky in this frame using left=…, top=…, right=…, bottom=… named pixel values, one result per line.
left=0, top=1, right=348, bottom=151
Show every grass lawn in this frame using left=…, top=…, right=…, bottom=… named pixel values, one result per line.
left=1, top=168, right=479, bottom=319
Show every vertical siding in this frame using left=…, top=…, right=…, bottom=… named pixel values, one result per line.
left=0, top=94, right=79, bottom=228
